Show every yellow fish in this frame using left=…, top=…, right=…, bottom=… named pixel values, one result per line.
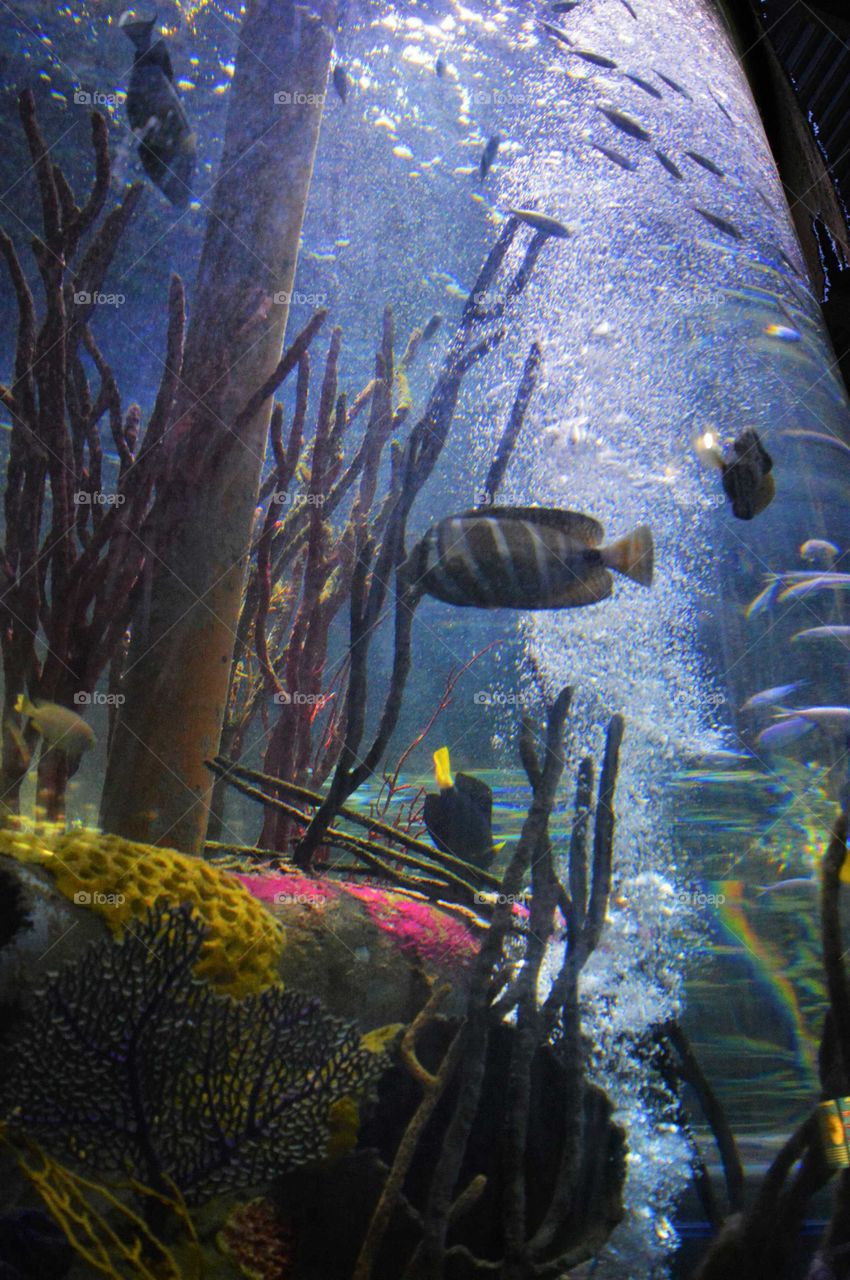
left=14, top=695, right=95, bottom=766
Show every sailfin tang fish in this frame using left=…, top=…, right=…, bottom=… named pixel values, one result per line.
left=423, top=747, right=502, bottom=869
left=408, top=505, right=654, bottom=610
left=120, top=10, right=195, bottom=207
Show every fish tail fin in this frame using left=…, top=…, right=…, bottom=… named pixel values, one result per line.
left=602, top=524, right=654, bottom=587
left=434, top=746, right=453, bottom=790
left=694, top=432, right=725, bottom=471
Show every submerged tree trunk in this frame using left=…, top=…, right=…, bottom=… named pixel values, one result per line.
left=100, top=0, right=333, bottom=851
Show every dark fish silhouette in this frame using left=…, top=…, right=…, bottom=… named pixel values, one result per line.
left=572, top=48, right=618, bottom=68
left=696, top=429, right=775, bottom=520
left=625, top=72, right=663, bottom=99
left=120, top=10, right=195, bottom=207
left=539, top=18, right=574, bottom=46
left=435, top=52, right=446, bottom=78
left=710, top=90, right=734, bottom=123
left=551, top=1, right=580, bottom=10
left=591, top=141, right=636, bottom=171
left=480, top=134, right=500, bottom=181
left=655, top=149, right=683, bottom=180
left=654, top=69, right=692, bottom=98
left=685, top=149, right=725, bottom=177
left=423, top=747, right=502, bottom=869
left=422, top=313, right=443, bottom=340
left=694, top=206, right=742, bottom=240
left=599, top=106, right=650, bottom=141
left=407, top=505, right=654, bottom=610
left=333, top=63, right=350, bottom=102
left=618, top=0, right=638, bottom=16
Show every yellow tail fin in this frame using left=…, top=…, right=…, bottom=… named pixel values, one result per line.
left=602, top=525, right=654, bottom=587
left=433, top=746, right=453, bottom=790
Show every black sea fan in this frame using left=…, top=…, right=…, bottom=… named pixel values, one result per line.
left=0, top=903, right=385, bottom=1203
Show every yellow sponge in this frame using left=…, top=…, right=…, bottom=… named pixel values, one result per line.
left=0, top=825, right=284, bottom=998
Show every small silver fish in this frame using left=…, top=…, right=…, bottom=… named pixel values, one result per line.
left=800, top=538, right=839, bottom=564
left=782, top=428, right=850, bottom=460
left=792, top=626, right=850, bottom=643
left=539, top=17, right=574, bottom=44
left=591, top=141, right=636, bottom=171
left=407, top=506, right=654, bottom=610
left=626, top=73, right=663, bottom=100
left=779, top=574, right=850, bottom=602
left=745, top=579, right=780, bottom=619
left=655, top=149, right=683, bottom=180
left=599, top=106, right=650, bottom=141
left=756, top=879, right=817, bottom=895
left=756, top=717, right=814, bottom=749
left=694, top=207, right=742, bottom=240
left=778, top=705, right=850, bottom=729
left=654, top=69, right=691, bottom=98
left=685, top=149, right=725, bottom=177
left=740, top=682, right=805, bottom=712
left=508, top=207, right=574, bottom=238
left=572, top=48, right=618, bottom=69
left=618, top=0, right=637, bottom=17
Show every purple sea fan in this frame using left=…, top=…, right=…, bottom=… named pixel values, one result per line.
left=0, top=904, right=389, bottom=1203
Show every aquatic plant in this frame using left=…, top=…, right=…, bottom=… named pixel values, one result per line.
left=1, top=902, right=390, bottom=1204
left=289, top=689, right=627, bottom=1280
left=0, top=825, right=285, bottom=997
left=0, top=90, right=183, bottom=821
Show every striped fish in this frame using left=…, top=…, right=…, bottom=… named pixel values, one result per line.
left=407, top=506, right=654, bottom=610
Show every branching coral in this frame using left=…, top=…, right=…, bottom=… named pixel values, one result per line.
left=0, top=825, right=285, bottom=997
left=1, top=903, right=390, bottom=1204
left=0, top=91, right=184, bottom=820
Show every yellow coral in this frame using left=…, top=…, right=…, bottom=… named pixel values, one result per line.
left=0, top=825, right=284, bottom=997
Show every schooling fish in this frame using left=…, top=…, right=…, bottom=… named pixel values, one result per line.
left=551, top=0, right=580, bottom=10
left=14, top=695, right=95, bottom=767
left=778, top=574, right=850, bottom=602
left=626, top=73, right=663, bottom=99
left=793, top=626, right=850, bottom=643
left=756, top=717, right=814, bottom=749
left=654, top=149, right=683, bottom=180
left=598, top=106, right=650, bottom=141
left=423, top=747, right=502, bottom=869
left=333, top=63, right=351, bottom=103
left=745, top=578, right=781, bottom=619
left=654, top=69, right=692, bottom=98
left=695, top=428, right=774, bottom=520
left=685, top=149, right=725, bottom=177
left=740, top=682, right=806, bottom=712
left=591, top=141, right=636, bottom=171
left=539, top=18, right=574, bottom=45
left=572, top=48, right=618, bottom=68
left=119, top=10, right=195, bottom=207
left=480, top=134, right=501, bottom=181
left=782, top=428, right=850, bottom=460
left=800, top=538, right=840, bottom=564
left=617, top=0, right=638, bottom=17
left=694, top=207, right=742, bottom=240
left=508, top=207, right=574, bottom=238
left=406, top=505, right=654, bottom=610
left=778, top=705, right=850, bottom=728
left=435, top=52, right=446, bottom=78
left=422, top=313, right=443, bottom=340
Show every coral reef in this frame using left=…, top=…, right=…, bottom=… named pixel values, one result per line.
left=0, top=826, right=284, bottom=997
left=1, top=903, right=390, bottom=1203
left=216, top=1197, right=295, bottom=1280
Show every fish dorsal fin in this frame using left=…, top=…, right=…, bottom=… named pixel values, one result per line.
left=459, top=506, right=604, bottom=546
left=454, top=772, right=493, bottom=817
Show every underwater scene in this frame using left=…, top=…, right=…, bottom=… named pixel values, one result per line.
left=1, top=0, right=850, bottom=1275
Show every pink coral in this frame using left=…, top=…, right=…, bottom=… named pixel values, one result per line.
left=344, top=883, right=479, bottom=966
